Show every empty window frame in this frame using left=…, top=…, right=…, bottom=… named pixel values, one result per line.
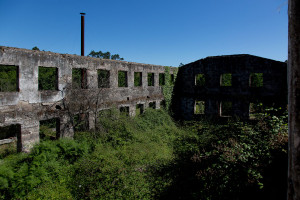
left=220, top=101, right=233, bottom=116
left=0, top=124, right=21, bottom=154
left=39, top=118, right=60, bottom=140
left=134, top=72, right=142, bottom=87
left=120, top=106, right=129, bottom=116
left=249, top=73, right=263, bottom=87
left=160, top=100, right=166, bottom=109
left=159, top=73, right=165, bottom=86
left=220, top=73, right=232, bottom=86
left=194, top=101, right=205, bottom=114
left=136, top=104, right=144, bottom=115
left=148, top=73, right=154, bottom=86
left=72, top=68, right=87, bottom=89
left=98, top=69, right=110, bottom=88
left=38, top=67, right=58, bottom=90
left=195, top=74, right=205, bottom=86
left=149, top=101, right=156, bottom=109
left=118, top=71, right=128, bottom=87
left=249, top=102, right=264, bottom=119
left=0, top=65, right=19, bottom=92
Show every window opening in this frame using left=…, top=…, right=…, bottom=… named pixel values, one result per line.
left=0, top=65, right=19, bottom=92
left=0, top=124, right=21, bottom=157
left=38, top=67, right=58, bottom=90
left=148, top=73, right=154, bottom=86
left=118, top=71, right=128, bottom=87
left=195, top=74, right=205, bottom=86
left=98, top=69, right=110, bottom=88
left=149, top=102, right=156, bottom=109
left=220, top=101, right=233, bottom=116
left=220, top=73, right=232, bottom=86
left=72, top=68, right=87, bottom=89
left=194, top=101, right=205, bottom=114
left=249, top=102, right=264, bottom=119
left=39, top=118, right=60, bottom=140
left=159, top=73, right=165, bottom=86
left=136, top=104, right=144, bottom=115
left=134, top=72, right=142, bottom=87
left=120, top=106, right=129, bottom=116
left=249, top=73, right=263, bottom=87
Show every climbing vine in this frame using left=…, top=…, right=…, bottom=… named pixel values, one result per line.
left=162, top=66, right=177, bottom=111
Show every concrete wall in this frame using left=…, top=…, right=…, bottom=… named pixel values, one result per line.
left=171, top=54, right=287, bottom=120
left=0, top=46, right=176, bottom=152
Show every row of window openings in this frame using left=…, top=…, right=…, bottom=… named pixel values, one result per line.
left=194, top=101, right=264, bottom=117
left=0, top=100, right=165, bottom=148
left=0, top=65, right=175, bottom=92
left=195, top=73, right=264, bottom=87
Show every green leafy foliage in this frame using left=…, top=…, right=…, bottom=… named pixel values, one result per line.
left=195, top=73, right=205, bottom=86
left=38, top=67, right=57, bottom=90
left=0, top=108, right=287, bottom=200
left=134, top=72, right=142, bottom=87
left=221, top=73, right=232, bottom=86
left=162, top=67, right=177, bottom=111
left=0, top=65, right=18, bottom=92
left=250, top=73, right=263, bottom=87
left=88, top=50, right=124, bottom=60
left=118, top=71, right=127, bottom=87
left=148, top=73, right=154, bottom=86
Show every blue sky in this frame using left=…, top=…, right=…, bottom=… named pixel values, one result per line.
left=0, top=0, right=288, bottom=66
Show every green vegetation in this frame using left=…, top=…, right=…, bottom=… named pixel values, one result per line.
left=221, top=73, right=232, bottom=86
left=148, top=73, right=154, bottom=86
left=162, top=67, right=177, bottom=110
left=250, top=73, right=263, bottom=87
left=98, top=69, right=110, bottom=88
left=118, top=71, right=127, bottom=87
left=134, top=72, right=142, bottom=87
left=195, top=73, right=205, bottom=86
left=0, top=65, right=18, bottom=92
left=0, top=107, right=288, bottom=199
left=88, top=50, right=124, bottom=60
left=38, top=67, right=57, bottom=91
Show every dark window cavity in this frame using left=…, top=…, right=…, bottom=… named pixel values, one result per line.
left=148, top=73, right=154, bottom=86
left=38, top=67, right=58, bottom=90
left=220, top=73, right=232, bottom=86
left=249, top=73, right=263, bottom=87
left=159, top=73, right=165, bottom=86
left=194, top=101, right=205, bottom=114
left=0, top=65, right=19, bottom=92
left=98, top=69, right=110, bottom=88
left=72, top=68, right=87, bottom=89
left=118, top=71, right=128, bottom=87
left=134, top=72, right=142, bottom=87
left=195, top=74, right=205, bottom=86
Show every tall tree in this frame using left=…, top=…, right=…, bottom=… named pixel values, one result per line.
left=88, top=50, right=124, bottom=60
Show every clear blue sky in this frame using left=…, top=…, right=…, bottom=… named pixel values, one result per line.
left=0, top=0, right=288, bottom=66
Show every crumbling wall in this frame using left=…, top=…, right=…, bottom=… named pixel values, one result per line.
left=0, top=46, right=175, bottom=152
left=171, top=54, right=287, bottom=120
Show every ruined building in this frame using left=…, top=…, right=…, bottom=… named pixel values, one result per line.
left=0, top=46, right=176, bottom=152
left=0, top=47, right=287, bottom=152
left=171, top=54, right=287, bottom=120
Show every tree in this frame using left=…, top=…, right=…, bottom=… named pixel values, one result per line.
left=88, top=50, right=124, bottom=60
left=32, top=46, right=40, bottom=51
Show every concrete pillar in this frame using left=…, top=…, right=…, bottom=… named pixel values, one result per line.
left=21, top=119, right=39, bottom=152
left=59, top=115, right=74, bottom=138
left=154, top=73, right=159, bottom=87
left=288, top=1, right=300, bottom=199
left=87, top=69, right=98, bottom=89
left=88, top=112, right=96, bottom=130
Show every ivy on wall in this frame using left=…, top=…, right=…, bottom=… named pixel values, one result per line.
left=162, top=66, right=178, bottom=111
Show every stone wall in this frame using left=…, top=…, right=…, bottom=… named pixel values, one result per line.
left=0, top=46, right=176, bottom=152
left=171, top=54, right=287, bottom=120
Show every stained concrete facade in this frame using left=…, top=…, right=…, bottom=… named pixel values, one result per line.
left=171, top=54, right=287, bottom=120
left=0, top=46, right=175, bottom=152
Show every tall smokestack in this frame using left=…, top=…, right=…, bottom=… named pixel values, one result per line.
left=80, top=13, right=86, bottom=56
